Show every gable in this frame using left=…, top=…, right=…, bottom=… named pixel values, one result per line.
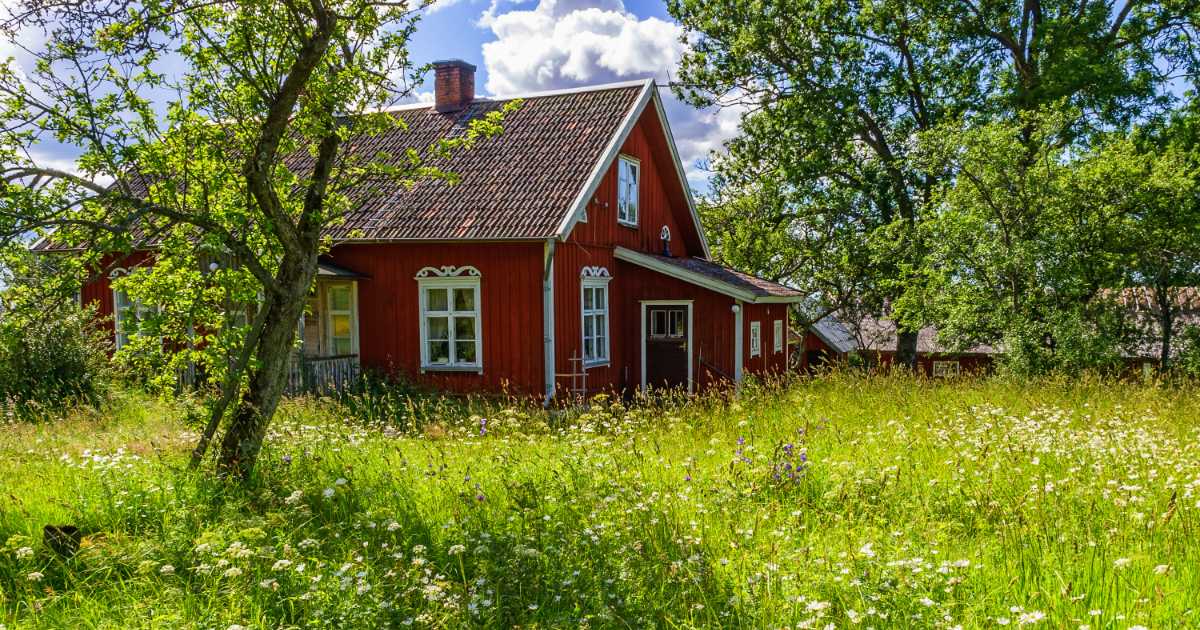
left=555, top=83, right=709, bottom=258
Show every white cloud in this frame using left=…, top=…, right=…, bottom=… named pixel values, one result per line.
left=477, top=0, right=741, bottom=190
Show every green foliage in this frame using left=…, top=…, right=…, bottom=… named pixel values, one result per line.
left=3, top=377, right=1200, bottom=626
left=0, top=301, right=111, bottom=419
left=906, top=110, right=1197, bottom=374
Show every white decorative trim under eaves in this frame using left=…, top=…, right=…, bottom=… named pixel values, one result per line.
left=580, top=266, right=611, bottom=278
left=414, top=265, right=482, bottom=279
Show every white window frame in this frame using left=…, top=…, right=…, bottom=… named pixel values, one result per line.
left=773, top=319, right=784, bottom=354
left=580, top=267, right=611, bottom=367
left=749, top=321, right=762, bottom=357
left=416, top=266, right=482, bottom=373
left=932, top=360, right=961, bottom=378
left=616, top=154, right=640, bottom=227
left=324, top=282, right=359, bottom=357
left=110, top=268, right=154, bottom=350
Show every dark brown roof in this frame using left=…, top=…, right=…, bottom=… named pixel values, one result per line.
left=33, top=82, right=646, bottom=250
left=615, top=247, right=803, bottom=301
left=855, top=317, right=999, bottom=355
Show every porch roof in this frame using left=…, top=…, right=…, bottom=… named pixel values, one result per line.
left=613, top=247, right=804, bottom=304
left=317, top=258, right=368, bottom=279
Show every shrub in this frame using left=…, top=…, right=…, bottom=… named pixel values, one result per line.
left=0, top=298, right=112, bottom=418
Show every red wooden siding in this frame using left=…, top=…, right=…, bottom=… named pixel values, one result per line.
left=79, top=251, right=155, bottom=340
left=741, top=303, right=789, bottom=378
left=327, top=242, right=545, bottom=394
left=567, top=107, right=698, bottom=258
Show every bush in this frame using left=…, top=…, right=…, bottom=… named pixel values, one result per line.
left=0, top=299, right=112, bottom=418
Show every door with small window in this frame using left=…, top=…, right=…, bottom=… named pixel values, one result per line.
left=645, top=305, right=688, bottom=390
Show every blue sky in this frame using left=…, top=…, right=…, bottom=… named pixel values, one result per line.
left=404, top=0, right=740, bottom=190
left=0, top=0, right=739, bottom=191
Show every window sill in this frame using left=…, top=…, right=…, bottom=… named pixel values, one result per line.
left=617, top=219, right=639, bottom=229
left=583, top=360, right=610, bottom=369
left=420, top=365, right=483, bottom=374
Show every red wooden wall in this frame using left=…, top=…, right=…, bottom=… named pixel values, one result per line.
left=327, top=242, right=545, bottom=394
left=740, top=303, right=789, bottom=378
left=79, top=251, right=155, bottom=339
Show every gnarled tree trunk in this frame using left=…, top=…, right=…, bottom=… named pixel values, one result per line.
left=216, top=253, right=318, bottom=478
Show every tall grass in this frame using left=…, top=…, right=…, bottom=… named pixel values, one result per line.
left=1, top=374, right=1198, bottom=628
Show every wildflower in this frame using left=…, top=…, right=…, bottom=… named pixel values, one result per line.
left=14, top=547, right=33, bottom=559
left=919, top=597, right=934, bottom=607
left=259, top=578, right=278, bottom=590
left=227, top=626, right=248, bottom=630
left=997, top=618, right=1010, bottom=626
left=858, top=542, right=875, bottom=558
left=1153, top=564, right=1170, bottom=575
left=223, top=567, right=243, bottom=578
left=1113, top=558, right=1131, bottom=569
left=159, top=564, right=175, bottom=575
left=1017, top=611, right=1045, bottom=625
left=1088, top=610, right=1101, bottom=616
left=448, top=544, right=467, bottom=556
left=334, top=477, right=348, bottom=486
left=322, top=487, right=335, bottom=499
left=387, top=520, right=401, bottom=531
left=480, top=418, right=488, bottom=436
left=272, top=559, right=293, bottom=571
left=284, top=490, right=304, bottom=505
left=26, top=571, right=43, bottom=582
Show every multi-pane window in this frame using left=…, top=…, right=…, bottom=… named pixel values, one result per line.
left=932, top=360, right=961, bottom=378
left=749, top=321, right=762, bottom=357
left=773, top=319, right=784, bottom=353
left=582, top=280, right=609, bottom=364
left=113, top=287, right=152, bottom=350
left=326, top=283, right=355, bottom=355
left=650, top=309, right=685, bottom=338
left=420, top=279, right=481, bottom=369
left=617, top=155, right=639, bottom=226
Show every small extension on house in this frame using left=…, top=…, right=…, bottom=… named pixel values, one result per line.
left=36, top=60, right=804, bottom=399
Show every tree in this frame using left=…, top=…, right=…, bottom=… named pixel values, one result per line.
left=1127, top=103, right=1200, bottom=371
left=0, top=0, right=509, bottom=478
left=909, top=110, right=1195, bottom=373
left=670, top=0, right=986, bottom=368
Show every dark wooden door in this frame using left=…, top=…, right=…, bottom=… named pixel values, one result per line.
left=645, top=306, right=688, bottom=390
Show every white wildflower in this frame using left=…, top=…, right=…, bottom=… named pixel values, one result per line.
left=272, top=559, right=293, bottom=571
left=284, top=490, right=304, bottom=505
left=159, top=564, right=175, bottom=575
left=448, top=544, right=466, bottom=556
left=26, top=571, right=43, bottom=582
left=322, top=487, right=335, bottom=499
left=223, top=567, right=243, bottom=578
left=14, top=547, right=33, bottom=559
left=1113, top=558, right=1132, bottom=569
left=1153, top=564, right=1170, bottom=575
left=858, top=542, right=875, bottom=558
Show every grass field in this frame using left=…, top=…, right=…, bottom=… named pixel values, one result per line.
left=1, top=375, right=1198, bottom=629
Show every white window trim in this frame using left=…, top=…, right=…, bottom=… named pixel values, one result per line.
left=749, top=321, right=762, bottom=358
left=580, top=267, right=612, bottom=367
left=616, top=154, right=640, bottom=228
left=416, top=266, right=483, bottom=373
left=932, top=360, right=961, bottom=378
left=110, top=267, right=155, bottom=350
left=323, top=281, right=359, bottom=357
left=773, top=319, right=784, bottom=354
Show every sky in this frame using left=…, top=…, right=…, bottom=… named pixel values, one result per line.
left=0, top=0, right=738, bottom=192
left=405, top=0, right=739, bottom=190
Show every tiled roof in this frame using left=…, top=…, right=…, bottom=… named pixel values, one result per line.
left=647, top=254, right=805, bottom=299
left=33, top=82, right=646, bottom=249
left=613, top=247, right=803, bottom=302
left=855, top=317, right=999, bottom=355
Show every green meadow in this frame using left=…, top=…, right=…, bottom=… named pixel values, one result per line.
left=2, top=375, right=1198, bottom=629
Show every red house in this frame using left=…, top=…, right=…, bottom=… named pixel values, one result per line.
left=63, top=61, right=803, bottom=400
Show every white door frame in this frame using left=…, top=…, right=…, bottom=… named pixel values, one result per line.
left=640, top=299, right=694, bottom=393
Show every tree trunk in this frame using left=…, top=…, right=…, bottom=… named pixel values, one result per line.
left=895, top=328, right=919, bottom=371
left=216, top=254, right=318, bottom=479
left=1156, top=284, right=1174, bottom=373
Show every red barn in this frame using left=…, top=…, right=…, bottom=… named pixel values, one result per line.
left=62, top=61, right=803, bottom=400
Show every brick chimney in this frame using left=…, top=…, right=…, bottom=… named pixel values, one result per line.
left=433, top=59, right=476, bottom=113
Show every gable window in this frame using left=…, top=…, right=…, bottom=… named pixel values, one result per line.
left=773, top=319, right=784, bottom=353
left=749, top=321, right=762, bottom=357
left=581, top=268, right=611, bottom=365
left=617, top=155, right=639, bottom=226
left=417, top=266, right=482, bottom=371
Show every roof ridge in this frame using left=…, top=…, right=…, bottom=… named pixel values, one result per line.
left=363, top=79, right=651, bottom=115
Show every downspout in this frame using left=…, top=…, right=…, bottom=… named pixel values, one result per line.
left=543, top=239, right=557, bottom=406
left=733, top=301, right=744, bottom=389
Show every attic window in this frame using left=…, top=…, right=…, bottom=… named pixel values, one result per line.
left=617, top=155, right=639, bottom=227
